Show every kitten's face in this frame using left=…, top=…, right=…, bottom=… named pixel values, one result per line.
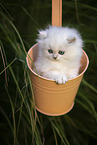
left=39, top=36, right=74, bottom=62
left=48, top=48, right=65, bottom=60
left=37, top=26, right=83, bottom=62
left=43, top=43, right=67, bottom=61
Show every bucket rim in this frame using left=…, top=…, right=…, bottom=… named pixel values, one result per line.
left=26, top=43, right=89, bottom=83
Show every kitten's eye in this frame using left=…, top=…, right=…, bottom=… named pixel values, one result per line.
left=48, top=49, right=53, bottom=54
left=58, top=50, right=65, bottom=55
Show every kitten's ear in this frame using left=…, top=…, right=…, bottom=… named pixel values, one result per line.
left=38, top=30, right=47, bottom=39
left=67, top=37, right=76, bottom=44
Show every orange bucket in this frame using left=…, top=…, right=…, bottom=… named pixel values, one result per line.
left=26, top=43, right=89, bottom=116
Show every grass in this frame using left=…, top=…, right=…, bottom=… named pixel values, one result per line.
left=0, top=0, right=97, bottom=145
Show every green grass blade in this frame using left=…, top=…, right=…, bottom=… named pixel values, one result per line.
left=82, top=79, right=97, bottom=93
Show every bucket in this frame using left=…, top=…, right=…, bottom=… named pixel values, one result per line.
left=26, top=43, right=89, bottom=116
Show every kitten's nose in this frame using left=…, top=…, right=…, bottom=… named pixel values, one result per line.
left=53, top=54, right=57, bottom=60
left=53, top=56, right=57, bottom=59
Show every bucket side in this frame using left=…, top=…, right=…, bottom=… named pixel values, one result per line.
left=29, top=69, right=83, bottom=115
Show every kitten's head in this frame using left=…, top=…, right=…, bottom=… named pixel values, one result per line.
left=36, top=26, right=83, bottom=61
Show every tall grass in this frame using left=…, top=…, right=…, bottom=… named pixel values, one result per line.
left=0, top=0, right=97, bottom=145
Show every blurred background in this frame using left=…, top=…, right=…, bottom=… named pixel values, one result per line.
left=0, top=0, right=97, bottom=145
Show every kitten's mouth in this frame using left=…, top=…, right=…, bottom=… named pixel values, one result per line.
left=52, top=58, right=59, bottom=61
left=47, top=57, right=59, bottom=61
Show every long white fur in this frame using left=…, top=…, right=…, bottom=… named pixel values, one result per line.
left=34, top=26, right=83, bottom=84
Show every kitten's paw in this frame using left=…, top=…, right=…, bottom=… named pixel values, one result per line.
left=54, top=75, right=68, bottom=84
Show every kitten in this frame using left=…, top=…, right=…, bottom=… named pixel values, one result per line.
left=34, top=26, right=83, bottom=84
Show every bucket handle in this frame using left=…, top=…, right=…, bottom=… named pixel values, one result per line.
left=52, top=0, right=62, bottom=27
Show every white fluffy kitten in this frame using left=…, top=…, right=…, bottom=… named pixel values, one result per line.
left=34, top=26, right=83, bottom=84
